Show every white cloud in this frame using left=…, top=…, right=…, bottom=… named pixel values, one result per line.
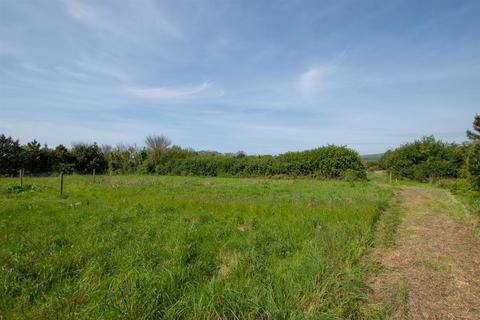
left=126, top=82, right=224, bottom=100
left=296, top=65, right=335, bottom=97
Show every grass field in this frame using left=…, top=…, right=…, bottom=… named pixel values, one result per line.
left=0, top=175, right=392, bottom=319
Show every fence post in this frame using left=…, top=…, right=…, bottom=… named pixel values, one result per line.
left=60, top=171, right=64, bottom=195
left=93, top=168, right=96, bottom=183
left=389, top=171, right=392, bottom=184
left=20, top=169, right=23, bottom=187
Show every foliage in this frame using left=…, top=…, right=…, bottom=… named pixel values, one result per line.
left=149, top=145, right=366, bottom=179
left=145, top=134, right=171, bottom=150
left=436, top=178, right=480, bottom=214
left=364, top=161, right=382, bottom=171
left=70, top=143, right=107, bottom=174
left=466, top=114, right=480, bottom=141
left=103, top=144, right=144, bottom=174
left=0, top=175, right=392, bottom=319
left=276, top=145, right=366, bottom=179
left=52, top=144, right=75, bottom=173
left=0, top=133, right=365, bottom=179
left=0, top=134, right=23, bottom=176
left=22, top=140, right=56, bottom=174
left=145, top=134, right=172, bottom=166
left=466, top=141, right=480, bottom=189
left=6, top=183, right=41, bottom=193
left=379, top=136, right=466, bottom=181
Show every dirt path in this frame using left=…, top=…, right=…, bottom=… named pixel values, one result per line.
left=368, top=187, right=480, bottom=319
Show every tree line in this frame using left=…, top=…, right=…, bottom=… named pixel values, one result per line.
left=378, top=114, right=480, bottom=188
left=0, top=134, right=366, bottom=179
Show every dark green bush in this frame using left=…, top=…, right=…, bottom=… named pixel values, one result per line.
left=466, top=141, right=480, bottom=189
left=379, top=136, right=466, bottom=181
left=150, top=145, right=365, bottom=179
left=71, top=143, right=107, bottom=174
left=0, top=132, right=365, bottom=179
left=0, top=134, right=23, bottom=176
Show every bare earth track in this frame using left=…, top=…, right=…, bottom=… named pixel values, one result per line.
left=368, top=187, right=480, bottom=319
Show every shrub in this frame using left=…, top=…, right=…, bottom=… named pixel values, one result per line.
left=0, top=133, right=365, bottom=180
left=466, top=141, right=480, bottom=189
left=7, top=183, right=41, bottom=193
left=71, top=143, right=107, bottom=174
left=379, top=136, right=466, bottom=181
left=343, top=168, right=367, bottom=181
left=150, top=145, right=365, bottom=179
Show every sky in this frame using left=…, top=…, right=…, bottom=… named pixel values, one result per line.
left=1, top=0, right=479, bottom=155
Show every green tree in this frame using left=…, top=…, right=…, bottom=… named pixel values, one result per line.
left=53, top=144, right=75, bottom=173
left=145, top=135, right=171, bottom=163
left=0, top=134, right=23, bottom=175
left=106, top=144, right=139, bottom=174
left=466, top=114, right=480, bottom=141
left=23, top=140, right=42, bottom=173
left=71, top=143, right=107, bottom=174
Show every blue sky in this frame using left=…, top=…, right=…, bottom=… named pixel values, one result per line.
left=1, top=0, right=479, bottom=154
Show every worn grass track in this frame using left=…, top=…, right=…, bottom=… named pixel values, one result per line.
left=367, top=187, right=480, bottom=319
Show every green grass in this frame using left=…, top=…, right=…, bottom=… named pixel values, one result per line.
left=373, top=196, right=402, bottom=249
left=0, top=175, right=392, bottom=319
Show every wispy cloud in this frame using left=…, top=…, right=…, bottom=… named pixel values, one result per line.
left=63, top=0, right=120, bottom=35
left=296, top=65, right=335, bottom=97
left=295, top=51, right=348, bottom=98
left=62, top=0, right=182, bottom=40
left=126, top=82, right=224, bottom=100
left=76, top=58, right=129, bottom=81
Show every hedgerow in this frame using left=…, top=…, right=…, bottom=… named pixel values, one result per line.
left=379, top=136, right=466, bottom=181
left=153, top=145, right=365, bottom=179
left=0, top=133, right=365, bottom=180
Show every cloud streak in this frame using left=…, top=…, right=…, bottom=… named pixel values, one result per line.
left=62, top=0, right=182, bottom=40
left=296, top=65, right=335, bottom=98
left=76, top=58, right=129, bottom=82
left=126, top=82, right=224, bottom=100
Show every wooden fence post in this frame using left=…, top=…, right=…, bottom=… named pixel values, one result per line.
left=93, top=168, right=96, bottom=183
left=389, top=171, right=392, bottom=184
left=60, top=171, right=64, bottom=195
left=20, top=169, right=23, bottom=187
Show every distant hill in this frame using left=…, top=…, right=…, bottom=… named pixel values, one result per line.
left=360, top=153, right=383, bottom=163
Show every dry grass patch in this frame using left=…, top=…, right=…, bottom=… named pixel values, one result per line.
left=366, top=187, right=480, bottom=319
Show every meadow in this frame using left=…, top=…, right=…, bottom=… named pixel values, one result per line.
left=0, top=175, right=392, bottom=319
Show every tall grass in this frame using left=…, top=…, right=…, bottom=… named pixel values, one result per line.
left=0, top=175, right=391, bottom=319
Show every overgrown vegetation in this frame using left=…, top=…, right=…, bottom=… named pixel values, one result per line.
left=0, top=175, right=391, bottom=319
left=378, top=115, right=480, bottom=188
left=375, top=114, right=480, bottom=214
left=6, top=183, right=41, bottom=193
left=378, top=136, right=466, bottom=182
left=0, top=134, right=366, bottom=180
